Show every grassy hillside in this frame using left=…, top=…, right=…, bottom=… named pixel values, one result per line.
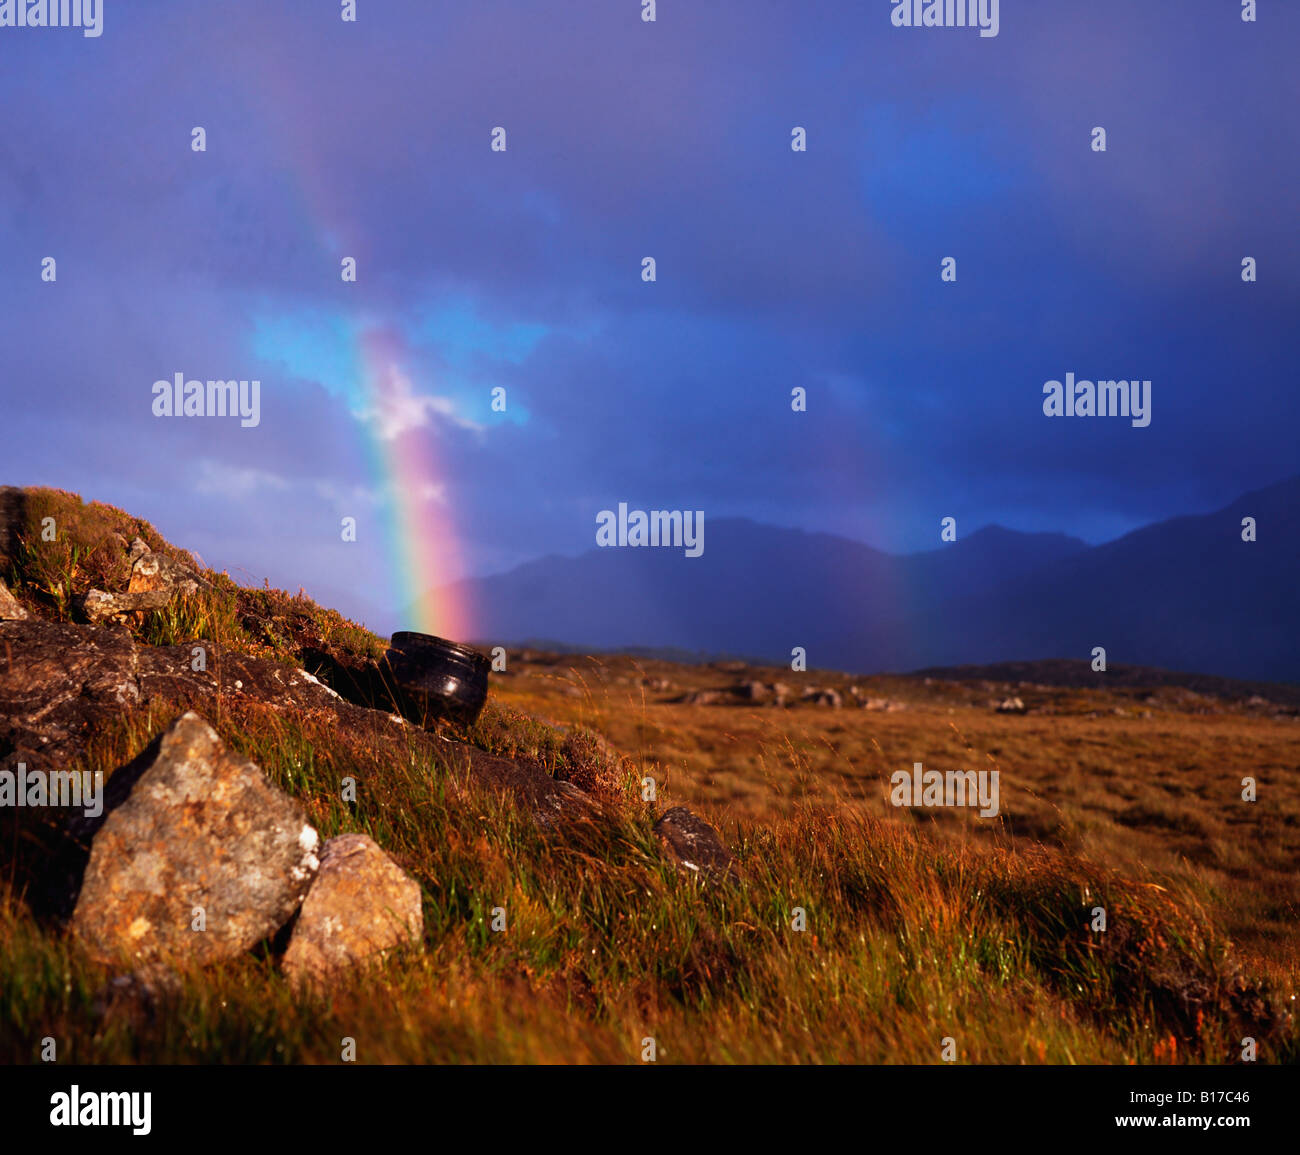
left=0, top=488, right=1294, bottom=1063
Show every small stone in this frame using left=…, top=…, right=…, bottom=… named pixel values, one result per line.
left=682, top=689, right=727, bottom=705
left=653, top=806, right=735, bottom=880
left=282, top=833, right=423, bottom=991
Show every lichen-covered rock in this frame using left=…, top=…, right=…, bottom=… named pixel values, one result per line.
left=78, top=587, right=174, bottom=624
left=70, top=711, right=320, bottom=965
left=282, top=833, right=423, bottom=991
left=653, top=806, right=735, bottom=880
left=127, top=543, right=204, bottom=599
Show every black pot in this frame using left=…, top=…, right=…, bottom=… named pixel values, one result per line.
left=385, top=631, right=491, bottom=728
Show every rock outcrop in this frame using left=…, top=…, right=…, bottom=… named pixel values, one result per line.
left=449, top=744, right=600, bottom=826
left=0, top=618, right=355, bottom=770
left=78, top=537, right=207, bottom=624
left=0, top=619, right=144, bottom=769
left=0, top=617, right=608, bottom=833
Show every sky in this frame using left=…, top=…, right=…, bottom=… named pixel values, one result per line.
left=2, top=0, right=1297, bottom=637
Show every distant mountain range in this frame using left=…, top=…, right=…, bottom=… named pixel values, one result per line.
left=425, top=475, right=1300, bottom=683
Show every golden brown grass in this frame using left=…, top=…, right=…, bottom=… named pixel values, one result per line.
left=490, top=653, right=1300, bottom=988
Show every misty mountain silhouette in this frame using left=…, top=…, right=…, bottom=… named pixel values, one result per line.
left=430, top=476, right=1300, bottom=682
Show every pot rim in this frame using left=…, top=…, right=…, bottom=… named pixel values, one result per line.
left=388, top=630, right=489, bottom=666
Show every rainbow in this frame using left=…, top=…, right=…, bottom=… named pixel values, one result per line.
left=247, top=46, right=474, bottom=642
left=354, top=326, right=474, bottom=641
